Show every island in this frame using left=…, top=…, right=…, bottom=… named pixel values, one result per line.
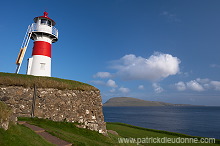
left=103, top=97, right=194, bottom=107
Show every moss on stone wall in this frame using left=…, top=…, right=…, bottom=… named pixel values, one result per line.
left=0, top=101, right=12, bottom=121
left=0, top=72, right=97, bottom=91
left=0, top=101, right=13, bottom=130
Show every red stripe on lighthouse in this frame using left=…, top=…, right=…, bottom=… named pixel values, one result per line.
left=32, top=41, right=51, bottom=58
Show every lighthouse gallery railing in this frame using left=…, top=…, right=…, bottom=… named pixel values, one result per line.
left=29, top=23, right=58, bottom=38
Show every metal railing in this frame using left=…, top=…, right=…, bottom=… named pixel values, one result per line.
left=52, top=26, right=59, bottom=38
left=29, top=23, right=58, bottom=38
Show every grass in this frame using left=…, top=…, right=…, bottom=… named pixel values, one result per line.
left=0, top=123, right=54, bottom=146
left=18, top=117, right=126, bottom=146
left=18, top=117, right=220, bottom=146
left=107, top=122, right=220, bottom=146
left=1, top=117, right=219, bottom=145
left=0, top=101, right=12, bottom=121
left=0, top=72, right=98, bottom=91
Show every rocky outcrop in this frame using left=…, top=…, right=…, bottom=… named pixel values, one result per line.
left=0, top=86, right=106, bottom=134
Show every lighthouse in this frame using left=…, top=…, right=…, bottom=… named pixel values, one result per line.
left=15, top=12, right=58, bottom=77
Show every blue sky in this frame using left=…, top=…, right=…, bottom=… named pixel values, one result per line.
left=1, top=0, right=220, bottom=106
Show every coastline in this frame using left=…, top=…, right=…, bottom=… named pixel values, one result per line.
left=103, top=106, right=220, bottom=140
left=107, top=122, right=220, bottom=145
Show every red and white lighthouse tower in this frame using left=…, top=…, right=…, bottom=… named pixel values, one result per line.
left=27, top=12, right=58, bottom=77
left=16, top=12, right=58, bottom=77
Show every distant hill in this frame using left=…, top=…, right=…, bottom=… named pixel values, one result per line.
left=103, top=97, right=193, bottom=107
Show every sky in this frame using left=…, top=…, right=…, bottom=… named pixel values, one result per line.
left=0, top=0, right=220, bottom=106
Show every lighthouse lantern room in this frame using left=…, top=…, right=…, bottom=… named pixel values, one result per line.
left=15, top=12, right=58, bottom=77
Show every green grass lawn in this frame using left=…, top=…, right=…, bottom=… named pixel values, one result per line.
left=1, top=117, right=219, bottom=146
left=18, top=117, right=123, bottom=146
left=107, top=122, right=220, bottom=146
left=0, top=72, right=97, bottom=91
left=0, top=123, right=54, bottom=146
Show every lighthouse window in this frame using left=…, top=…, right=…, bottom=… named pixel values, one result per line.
left=41, top=19, right=47, bottom=25
left=40, top=63, right=46, bottom=70
left=48, top=20, right=52, bottom=27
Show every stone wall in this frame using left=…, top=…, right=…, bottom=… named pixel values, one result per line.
left=0, top=101, right=17, bottom=130
left=0, top=86, right=106, bottom=134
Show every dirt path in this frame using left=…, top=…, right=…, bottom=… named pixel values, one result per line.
left=18, top=121, right=72, bottom=146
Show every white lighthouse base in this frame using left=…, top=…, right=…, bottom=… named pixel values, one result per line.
left=27, top=55, right=51, bottom=77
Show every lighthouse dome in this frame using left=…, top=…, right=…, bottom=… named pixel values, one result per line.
left=34, top=12, right=56, bottom=26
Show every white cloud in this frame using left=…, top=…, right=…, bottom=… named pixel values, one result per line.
left=93, top=72, right=112, bottom=78
left=109, top=88, right=116, bottom=93
left=91, top=79, right=117, bottom=88
left=175, top=81, right=186, bottom=91
left=186, top=80, right=204, bottom=92
left=118, top=87, right=130, bottom=93
left=175, top=79, right=220, bottom=92
left=180, top=72, right=189, bottom=77
left=210, top=81, right=220, bottom=91
left=106, top=79, right=118, bottom=88
left=152, top=83, right=164, bottom=93
left=138, top=85, right=144, bottom=90
left=111, top=52, right=180, bottom=81
left=160, top=11, right=181, bottom=22
left=210, top=64, right=220, bottom=68
left=90, top=80, right=105, bottom=85
left=196, top=78, right=210, bottom=84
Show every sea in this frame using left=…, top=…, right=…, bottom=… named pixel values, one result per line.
left=103, top=106, right=220, bottom=139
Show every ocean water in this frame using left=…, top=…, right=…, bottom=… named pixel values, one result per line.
left=103, top=106, right=220, bottom=139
